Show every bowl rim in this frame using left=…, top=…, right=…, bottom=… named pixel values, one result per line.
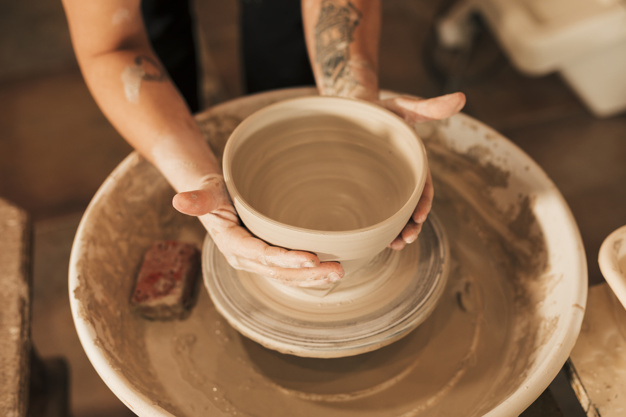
left=599, top=225, right=626, bottom=310
left=222, top=95, right=428, bottom=236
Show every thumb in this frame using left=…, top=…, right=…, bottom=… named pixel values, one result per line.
left=380, top=92, right=466, bottom=123
left=172, top=189, right=221, bottom=216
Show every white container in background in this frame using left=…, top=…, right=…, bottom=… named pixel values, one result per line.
left=438, top=0, right=626, bottom=117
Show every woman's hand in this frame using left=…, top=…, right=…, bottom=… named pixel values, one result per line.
left=172, top=174, right=345, bottom=287
left=377, top=93, right=466, bottom=124
left=377, top=92, right=466, bottom=250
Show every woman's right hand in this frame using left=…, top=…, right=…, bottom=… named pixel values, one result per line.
left=172, top=174, right=345, bottom=287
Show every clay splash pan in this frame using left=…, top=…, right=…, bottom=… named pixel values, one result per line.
left=69, top=89, right=587, bottom=417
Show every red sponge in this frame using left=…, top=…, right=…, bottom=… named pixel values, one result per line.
left=130, top=240, right=200, bottom=320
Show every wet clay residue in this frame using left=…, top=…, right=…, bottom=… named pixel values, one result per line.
left=196, top=113, right=242, bottom=163
left=73, top=96, right=556, bottom=417
left=426, top=128, right=553, bottom=393
left=73, top=154, right=205, bottom=416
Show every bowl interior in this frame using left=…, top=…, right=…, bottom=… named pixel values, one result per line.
left=224, top=97, right=426, bottom=233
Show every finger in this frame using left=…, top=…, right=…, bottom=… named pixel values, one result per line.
left=200, top=205, right=344, bottom=279
left=275, top=277, right=340, bottom=288
left=261, top=245, right=322, bottom=269
left=172, top=189, right=220, bottom=216
left=235, top=257, right=345, bottom=286
left=380, top=92, right=466, bottom=123
left=389, top=236, right=406, bottom=251
left=207, top=220, right=324, bottom=269
left=413, top=171, right=434, bottom=224
left=271, top=271, right=344, bottom=288
left=401, top=219, right=423, bottom=244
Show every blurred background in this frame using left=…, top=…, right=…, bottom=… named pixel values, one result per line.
left=1, top=0, right=624, bottom=415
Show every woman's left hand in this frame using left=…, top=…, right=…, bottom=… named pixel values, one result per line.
left=376, top=92, right=466, bottom=249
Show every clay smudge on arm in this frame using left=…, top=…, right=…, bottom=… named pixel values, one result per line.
left=121, top=56, right=166, bottom=104
left=112, top=8, right=131, bottom=25
left=314, top=0, right=363, bottom=96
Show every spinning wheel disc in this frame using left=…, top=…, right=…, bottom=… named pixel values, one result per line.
left=202, top=214, right=450, bottom=358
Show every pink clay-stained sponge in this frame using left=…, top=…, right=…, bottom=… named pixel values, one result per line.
left=130, top=240, right=200, bottom=320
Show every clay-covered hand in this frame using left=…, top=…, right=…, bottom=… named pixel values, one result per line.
left=379, top=93, right=466, bottom=250
left=172, top=175, right=345, bottom=287
left=377, top=92, right=466, bottom=124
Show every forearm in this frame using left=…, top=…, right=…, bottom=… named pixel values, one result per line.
left=63, top=0, right=220, bottom=193
left=80, top=50, right=220, bottom=192
left=302, top=0, right=381, bottom=100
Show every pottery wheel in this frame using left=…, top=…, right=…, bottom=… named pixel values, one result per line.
left=70, top=89, right=587, bottom=417
left=202, top=214, right=449, bottom=358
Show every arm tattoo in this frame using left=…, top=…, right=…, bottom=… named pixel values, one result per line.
left=133, top=55, right=166, bottom=82
left=121, top=55, right=166, bottom=103
left=314, top=0, right=362, bottom=96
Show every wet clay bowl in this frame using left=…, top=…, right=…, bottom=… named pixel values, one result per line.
left=214, top=96, right=440, bottom=358
left=222, top=96, right=428, bottom=264
left=69, top=88, right=587, bottom=417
